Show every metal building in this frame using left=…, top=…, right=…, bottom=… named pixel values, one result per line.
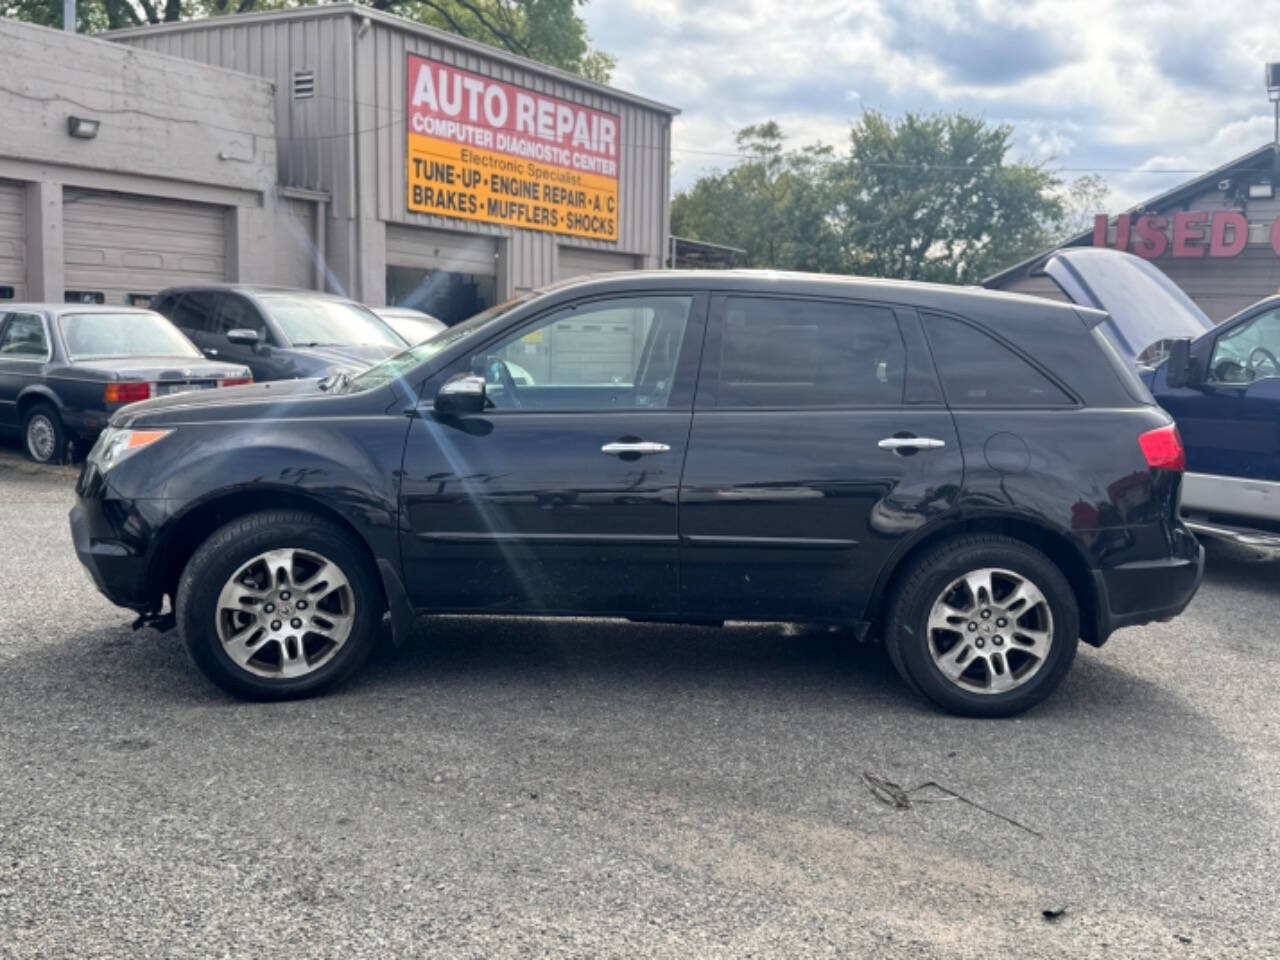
left=108, top=4, right=679, bottom=322
left=0, top=17, right=308, bottom=306
left=985, top=144, right=1280, bottom=322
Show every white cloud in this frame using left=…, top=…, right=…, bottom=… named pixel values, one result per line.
left=583, top=0, right=1280, bottom=199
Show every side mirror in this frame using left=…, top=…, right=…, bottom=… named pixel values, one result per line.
left=433, top=372, right=486, bottom=415
left=226, top=328, right=262, bottom=348
left=1165, top=337, right=1194, bottom=389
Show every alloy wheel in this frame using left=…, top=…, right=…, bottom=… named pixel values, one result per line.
left=26, top=415, right=56, bottom=462
left=925, top=567, right=1054, bottom=695
left=215, top=548, right=355, bottom=679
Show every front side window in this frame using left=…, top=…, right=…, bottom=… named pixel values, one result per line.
left=1207, top=308, right=1280, bottom=385
left=260, top=296, right=405, bottom=349
left=0, top=313, right=49, bottom=359
left=170, top=292, right=220, bottom=333
left=60, top=312, right=201, bottom=361
left=714, top=297, right=905, bottom=407
left=219, top=295, right=271, bottom=341
left=473, top=295, right=694, bottom=411
left=922, top=312, right=1072, bottom=407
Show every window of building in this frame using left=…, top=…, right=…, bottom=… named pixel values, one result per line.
left=713, top=297, right=905, bottom=407
left=922, top=312, right=1072, bottom=407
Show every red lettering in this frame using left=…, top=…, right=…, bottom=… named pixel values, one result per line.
left=1132, top=215, right=1168, bottom=259
left=1171, top=211, right=1208, bottom=257
left=1092, top=213, right=1109, bottom=247
left=1210, top=211, right=1248, bottom=257
left=1115, top=213, right=1132, bottom=252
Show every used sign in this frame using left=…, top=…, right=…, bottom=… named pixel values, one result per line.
left=406, top=54, right=620, bottom=242
left=1092, top=211, right=1280, bottom=258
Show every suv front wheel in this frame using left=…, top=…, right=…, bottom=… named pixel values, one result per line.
left=885, top=535, right=1079, bottom=717
left=176, top=509, right=383, bottom=699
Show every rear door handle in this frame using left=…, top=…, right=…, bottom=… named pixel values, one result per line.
left=601, top=441, right=671, bottom=456
left=878, top=436, right=946, bottom=451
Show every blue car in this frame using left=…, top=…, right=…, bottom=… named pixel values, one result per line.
left=1036, top=248, right=1280, bottom=558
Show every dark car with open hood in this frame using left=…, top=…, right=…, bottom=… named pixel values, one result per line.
left=150, top=285, right=408, bottom=383
left=0, top=304, right=252, bottom=463
left=71, top=270, right=1203, bottom=716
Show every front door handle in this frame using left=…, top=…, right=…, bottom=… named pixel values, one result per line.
left=878, top=436, right=946, bottom=451
left=601, top=441, right=671, bottom=456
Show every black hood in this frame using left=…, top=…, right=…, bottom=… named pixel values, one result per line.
left=286, top=343, right=403, bottom=374
left=113, top=376, right=326, bottom=427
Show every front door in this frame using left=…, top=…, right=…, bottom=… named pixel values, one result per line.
left=1156, top=304, right=1280, bottom=484
left=679, top=295, right=962, bottom=622
left=0, top=310, right=51, bottom=430
left=400, top=292, right=708, bottom=615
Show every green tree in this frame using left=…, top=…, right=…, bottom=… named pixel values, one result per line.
left=827, top=111, right=1064, bottom=283
left=670, top=122, right=843, bottom=272
left=0, top=0, right=614, bottom=80
left=1052, top=172, right=1110, bottom=242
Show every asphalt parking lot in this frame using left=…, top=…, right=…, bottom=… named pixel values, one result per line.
left=0, top=444, right=1276, bottom=959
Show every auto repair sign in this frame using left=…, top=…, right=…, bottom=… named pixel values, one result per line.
left=406, top=54, right=620, bottom=242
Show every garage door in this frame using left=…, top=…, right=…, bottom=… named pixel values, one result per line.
left=0, top=180, right=25, bottom=302
left=557, top=246, right=639, bottom=280
left=385, top=225, right=497, bottom=325
left=63, top=190, right=226, bottom=306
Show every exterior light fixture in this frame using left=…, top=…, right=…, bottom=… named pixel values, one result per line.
left=67, top=115, right=99, bottom=139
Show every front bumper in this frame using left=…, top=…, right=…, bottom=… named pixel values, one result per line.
left=69, top=472, right=172, bottom=612
left=1091, top=530, right=1204, bottom=642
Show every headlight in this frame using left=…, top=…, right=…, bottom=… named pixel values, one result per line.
left=88, top=427, right=173, bottom=472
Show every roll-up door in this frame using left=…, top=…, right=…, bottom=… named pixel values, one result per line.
left=557, top=246, right=639, bottom=280
left=63, top=190, right=226, bottom=306
left=385, top=225, right=497, bottom=325
left=0, top=180, right=26, bottom=301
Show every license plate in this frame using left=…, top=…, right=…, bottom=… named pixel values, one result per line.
left=158, top=382, right=209, bottom=396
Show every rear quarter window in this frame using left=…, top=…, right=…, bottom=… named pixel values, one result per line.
left=922, top=312, right=1073, bottom=407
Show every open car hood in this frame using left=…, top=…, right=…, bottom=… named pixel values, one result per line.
left=1040, top=248, right=1215, bottom=363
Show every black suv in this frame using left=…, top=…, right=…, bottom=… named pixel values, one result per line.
left=150, top=285, right=406, bottom=382
left=71, top=271, right=1203, bottom=716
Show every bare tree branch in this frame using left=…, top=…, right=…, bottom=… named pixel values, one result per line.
left=133, top=0, right=160, bottom=24
left=452, top=0, right=531, bottom=56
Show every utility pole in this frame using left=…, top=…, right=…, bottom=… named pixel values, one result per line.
left=64, top=0, right=74, bottom=32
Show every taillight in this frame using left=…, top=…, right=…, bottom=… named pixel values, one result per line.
left=218, top=377, right=253, bottom=388
left=104, top=382, right=152, bottom=404
left=1139, top=424, right=1186, bottom=471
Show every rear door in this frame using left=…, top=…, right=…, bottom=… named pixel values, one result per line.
left=678, top=295, right=962, bottom=622
left=400, top=291, right=708, bottom=615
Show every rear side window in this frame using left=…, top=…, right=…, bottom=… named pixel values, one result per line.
left=715, top=297, right=905, bottom=407
left=0, top=313, right=49, bottom=359
left=922, top=312, right=1073, bottom=407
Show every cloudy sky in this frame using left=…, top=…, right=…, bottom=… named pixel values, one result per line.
left=582, top=0, right=1278, bottom=208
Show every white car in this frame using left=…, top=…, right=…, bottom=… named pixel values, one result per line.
left=371, top=307, right=447, bottom=345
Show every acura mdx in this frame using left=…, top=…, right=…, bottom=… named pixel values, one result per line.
left=70, top=271, right=1203, bottom=716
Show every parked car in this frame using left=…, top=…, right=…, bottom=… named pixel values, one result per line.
left=371, top=306, right=447, bottom=344
left=1032, top=247, right=1280, bottom=559
left=70, top=271, right=1202, bottom=716
left=0, top=304, right=252, bottom=463
left=151, top=285, right=408, bottom=383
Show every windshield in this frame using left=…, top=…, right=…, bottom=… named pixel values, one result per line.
left=1044, top=248, right=1214, bottom=364
left=60, top=312, right=201, bottom=361
left=261, top=296, right=406, bottom=349
left=344, top=295, right=535, bottom=393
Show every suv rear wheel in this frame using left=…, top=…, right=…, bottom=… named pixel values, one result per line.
left=176, top=509, right=383, bottom=699
left=885, top=535, right=1079, bottom=717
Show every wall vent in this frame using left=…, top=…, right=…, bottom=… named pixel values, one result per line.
left=293, top=70, right=316, bottom=100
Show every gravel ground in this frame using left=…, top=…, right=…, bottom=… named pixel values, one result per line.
left=0, top=447, right=1276, bottom=959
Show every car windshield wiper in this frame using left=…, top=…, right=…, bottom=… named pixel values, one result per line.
left=318, top=370, right=352, bottom=392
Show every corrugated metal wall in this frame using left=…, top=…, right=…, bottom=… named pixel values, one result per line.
left=113, top=9, right=674, bottom=298
left=121, top=16, right=356, bottom=219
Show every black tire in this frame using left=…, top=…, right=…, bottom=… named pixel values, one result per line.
left=884, top=535, right=1079, bottom=717
left=176, top=509, right=384, bottom=700
left=22, top=402, right=66, bottom=464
